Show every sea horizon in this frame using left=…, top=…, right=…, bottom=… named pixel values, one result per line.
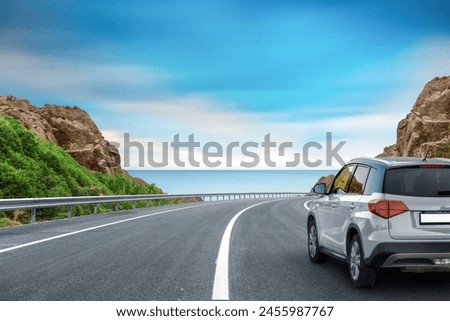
left=129, top=169, right=337, bottom=194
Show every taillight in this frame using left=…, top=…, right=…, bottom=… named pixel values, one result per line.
left=368, top=200, right=409, bottom=219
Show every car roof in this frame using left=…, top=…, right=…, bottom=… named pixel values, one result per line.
left=348, top=157, right=450, bottom=169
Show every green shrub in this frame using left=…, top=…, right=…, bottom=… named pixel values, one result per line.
left=0, top=116, right=163, bottom=224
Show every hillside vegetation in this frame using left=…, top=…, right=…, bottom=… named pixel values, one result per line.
left=0, top=116, right=163, bottom=227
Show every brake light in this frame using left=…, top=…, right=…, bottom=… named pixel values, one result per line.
left=368, top=200, right=409, bottom=219
left=420, top=164, right=444, bottom=168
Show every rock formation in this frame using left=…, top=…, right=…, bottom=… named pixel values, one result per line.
left=379, top=76, right=450, bottom=158
left=0, top=96, right=122, bottom=174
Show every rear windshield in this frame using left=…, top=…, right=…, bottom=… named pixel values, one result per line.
left=384, top=166, right=450, bottom=197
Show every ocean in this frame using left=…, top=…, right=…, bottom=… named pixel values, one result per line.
left=128, top=170, right=337, bottom=194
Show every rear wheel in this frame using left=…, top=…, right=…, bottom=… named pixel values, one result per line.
left=308, top=219, right=327, bottom=263
left=348, top=234, right=377, bottom=288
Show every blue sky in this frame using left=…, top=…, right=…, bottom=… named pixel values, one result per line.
left=1, top=0, right=450, bottom=169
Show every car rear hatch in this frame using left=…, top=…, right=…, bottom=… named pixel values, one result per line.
left=383, top=164, right=450, bottom=240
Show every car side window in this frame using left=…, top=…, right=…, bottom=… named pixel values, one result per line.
left=347, top=165, right=370, bottom=194
left=363, top=167, right=379, bottom=195
left=331, top=165, right=355, bottom=194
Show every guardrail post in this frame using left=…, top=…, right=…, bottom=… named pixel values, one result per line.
left=114, top=202, right=119, bottom=212
left=158, top=199, right=161, bottom=206
left=94, top=204, right=98, bottom=215
left=132, top=201, right=135, bottom=210
left=31, top=208, right=36, bottom=224
left=68, top=205, right=72, bottom=219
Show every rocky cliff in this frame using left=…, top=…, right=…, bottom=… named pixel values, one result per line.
left=379, top=76, right=450, bottom=157
left=0, top=96, right=122, bottom=174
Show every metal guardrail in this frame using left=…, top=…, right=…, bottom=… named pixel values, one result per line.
left=0, top=192, right=305, bottom=223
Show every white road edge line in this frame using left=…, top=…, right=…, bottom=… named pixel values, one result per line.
left=212, top=200, right=277, bottom=300
left=304, top=199, right=313, bottom=211
left=0, top=204, right=204, bottom=255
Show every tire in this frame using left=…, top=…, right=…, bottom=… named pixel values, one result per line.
left=308, top=219, right=328, bottom=263
left=348, top=234, right=377, bottom=288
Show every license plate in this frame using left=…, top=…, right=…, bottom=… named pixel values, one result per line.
left=420, top=213, right=450, bottom=225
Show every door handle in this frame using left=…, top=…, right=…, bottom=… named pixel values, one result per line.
left=331, top=202, right=336, bottom=208
left=350, top=203, right=355, bottom=210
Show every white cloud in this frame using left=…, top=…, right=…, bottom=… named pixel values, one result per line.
left=0, top=49, right=170, bottom=101
left=101, top=109, right=399, bottom=170
left=110, top=98, right=262, bottom=138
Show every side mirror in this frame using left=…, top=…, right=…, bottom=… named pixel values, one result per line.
left=313, top=183, right=327, bottom=195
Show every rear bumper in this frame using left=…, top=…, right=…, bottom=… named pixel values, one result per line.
left=367, top=242, right=450, bottom=270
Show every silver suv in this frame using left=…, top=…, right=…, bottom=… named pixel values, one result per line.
left=308, top=157, right=450, bottom=287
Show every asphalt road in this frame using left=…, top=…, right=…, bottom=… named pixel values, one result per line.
left=1, top=197, right=450, bottom=301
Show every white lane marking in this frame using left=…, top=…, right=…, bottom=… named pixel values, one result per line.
left=0, top=204, right=204, bottom=255
left=304, top=199, right=313, bottom=211
left=212, top=200, right=276, bottom=300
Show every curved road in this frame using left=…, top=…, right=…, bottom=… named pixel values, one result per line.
left=1, top=197, right=450, bottom=300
